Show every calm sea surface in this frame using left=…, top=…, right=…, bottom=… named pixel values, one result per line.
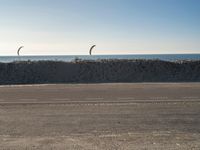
left=0, top=54, right=200, bottom=63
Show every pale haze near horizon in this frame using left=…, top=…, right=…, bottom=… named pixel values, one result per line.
left=0, top=0, right=199, bottom=56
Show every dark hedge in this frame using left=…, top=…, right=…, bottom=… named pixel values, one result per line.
left=0, top=59, right=199, bottom=84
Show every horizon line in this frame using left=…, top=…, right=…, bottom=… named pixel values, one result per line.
left=1, top=53, right=200, bottom=57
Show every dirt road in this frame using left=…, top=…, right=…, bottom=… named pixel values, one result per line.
left=0, top=83, right=200, bottom=149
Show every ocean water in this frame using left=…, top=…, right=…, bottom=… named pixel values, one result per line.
left=0, top=54, right=200, bottom=63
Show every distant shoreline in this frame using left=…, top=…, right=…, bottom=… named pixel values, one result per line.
left=0, top=54, right=200, bottom=63
left=0, top=59, right=200, bottom=85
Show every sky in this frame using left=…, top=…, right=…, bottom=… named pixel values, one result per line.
left=0, top=0, right=199, bottom=55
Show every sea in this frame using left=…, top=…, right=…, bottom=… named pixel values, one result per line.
left=0, top=54, right=200, bottom=63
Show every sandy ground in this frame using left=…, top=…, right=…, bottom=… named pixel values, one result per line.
left=0, top=83, right=200, bottom=150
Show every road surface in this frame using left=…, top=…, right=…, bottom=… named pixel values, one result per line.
left=0, top=83, right=200, bottom=149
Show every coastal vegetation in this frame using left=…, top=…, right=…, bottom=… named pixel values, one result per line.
left=0, top=59, right=199, bottom=84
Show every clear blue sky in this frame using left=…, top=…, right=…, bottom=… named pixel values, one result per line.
left=0, top=0, right=199, bottom=55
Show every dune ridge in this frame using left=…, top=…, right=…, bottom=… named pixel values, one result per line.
left=0, top=59, right=199, bottom=84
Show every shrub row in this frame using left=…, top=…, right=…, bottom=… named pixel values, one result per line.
left=0, top=59, right=199, bottom=84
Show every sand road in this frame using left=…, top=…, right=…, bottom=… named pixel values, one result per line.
left=0, top=83, right=200, bottom=149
